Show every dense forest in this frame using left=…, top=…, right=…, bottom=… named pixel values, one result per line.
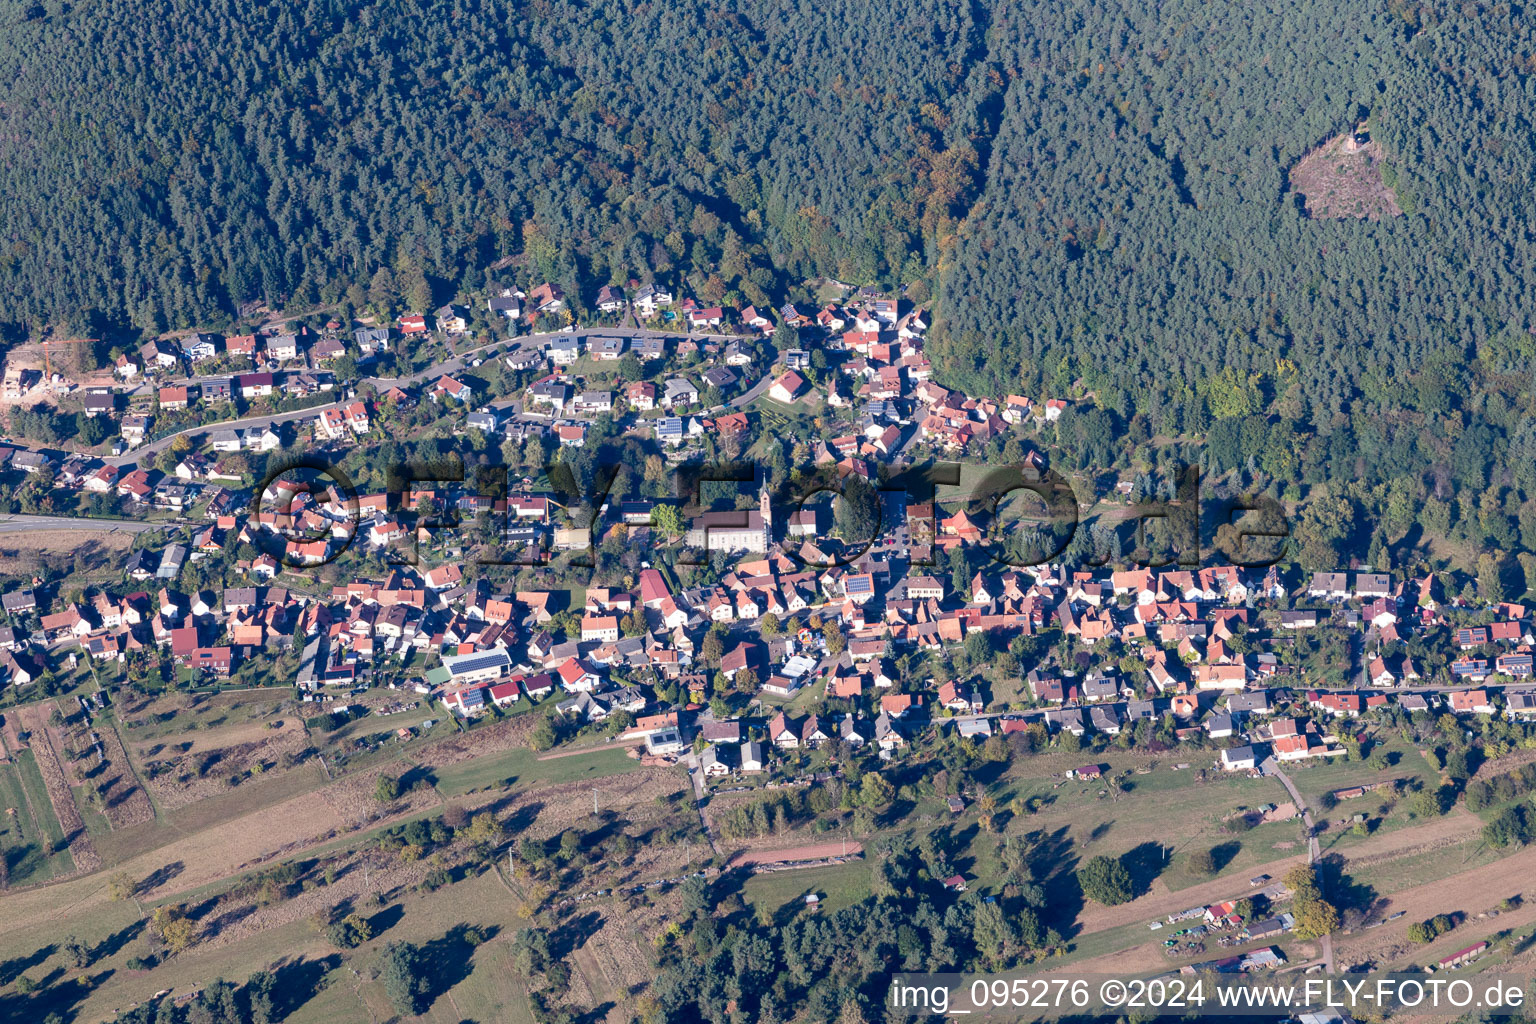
left=0, top=0, right=994, bottom=333
left=2, top=0, right=1536, bottom=570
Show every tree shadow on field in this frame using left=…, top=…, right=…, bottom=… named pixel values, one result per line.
left=547, top=911, right=602, bottom=959
left=1210, top=840, right=1242, bottom=872
left=91, top=919, right=145, bottom=961
left=576, top=1002, right=617, bottom=1024
left=1314, top=853, right=1376, bottom=912
left=1029, top=826, right=1085, bottom=938
left=419, top=923, right=501, bottom=1009
left=1121, top=841, right=1169, bottom=898
left=0, top=943, right=55, bottom=985
left=366, top=902, right=405, bottom=938
left=269, top=954, right=342, bottom=1020
left=398, top=763, right=438, bottom=791
left=136, top=860, right=184, bottom=894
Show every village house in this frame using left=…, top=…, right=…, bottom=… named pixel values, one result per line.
left=487, top=288, right=522, bottom=321
left=769, top=370, right=808, bottom=404
left=433, top=376, right=473, bottom=402
left=267, top=333, right=300, bottom=362
left=1220, top=745, right=1258, bottom=771
left=633, top=284, right=673, bottom=317
left=595, top=285, right=625, bottom=312
left=529, top=282, right=565, bottom=313
left=591, top=337, right=625, bottom=361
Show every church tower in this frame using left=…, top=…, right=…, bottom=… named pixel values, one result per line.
left=759, top=480, right=773, bottom=553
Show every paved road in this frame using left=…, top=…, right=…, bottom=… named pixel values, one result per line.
left=1270, top=763, right=1335, bottom=972
left=678, top=751, right=721, bottom=857
left=105, top=324, right=754, bottom=473
left=728, top=373, right=773, bottom=409
left=104, top=402, right=356, bottom=470
left=0, top=514, right=168, bottom=534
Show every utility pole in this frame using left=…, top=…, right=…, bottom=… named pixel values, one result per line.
left=592, top=789, right=598, bottom=815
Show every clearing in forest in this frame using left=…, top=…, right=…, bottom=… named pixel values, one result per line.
left=1289, top=125, right=1403, bottom=220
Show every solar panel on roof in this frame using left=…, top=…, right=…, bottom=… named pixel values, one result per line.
left=443, top=650, right=512, bottom=675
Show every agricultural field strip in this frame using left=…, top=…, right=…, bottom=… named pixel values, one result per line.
left=20, top=703, right=100, bottom=871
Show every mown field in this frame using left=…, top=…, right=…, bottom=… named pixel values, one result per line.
left=0, top=749, right=74, bottom=885
left=434, top=744, right=644, bottom=796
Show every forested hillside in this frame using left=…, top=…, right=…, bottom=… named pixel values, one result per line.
left=934, top=0, right=1536, bottom=416
left=3, top=0, right=1536, bottom=568
left=0, top=0, right=995, bottom=333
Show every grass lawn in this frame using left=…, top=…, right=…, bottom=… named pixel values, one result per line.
left=740, top=860, right=872, bottom=918
left=758, top=685, right=824, bottom=713
left=69, top=915, right=333, bottom=1024
left=747, top=396, right=825, bottom=436
left=1281, top=737, right=1431, bottom=808
left=91, top=763, right=327, bottom=866
left=0, top=896, right=143, bottom=993
left=434, top=745, right=643, bottom=797
left=326, top=703, right=439, bottom=744
left=1344, top=833, right=1510, bottom=899
left=935, top=460, right=1018, bottom=503
left=987, top=674, right=1031, bottom=708
left=990, top=753, right=1293, bottom=865
left=1155, top=820, right=1302, bottom=892
left=909, top=751, right=1317, bottom=920
left=72, top=782, right=114, bottom=838
left=286, top=870, right=540, bottom=1024
left=119, top=689, right=289, bottom=743
left=1278, top=737, right=1439, bottom=855
left=0, top=749, right=75, bottom=885
left=812, top=280, right=850, bottom=306
left=1055, top=919, right=1157, bottom=962
left=47, top=866, right=542, bottom=1024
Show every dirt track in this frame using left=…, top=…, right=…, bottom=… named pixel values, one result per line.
left=536, top=742, right=634, bottom=761
left=1325, top=809, right=1481, bottom=868
left=134, top=716, right=304, bottom=756
left=1335, top=846, right=1536, bottom=969
left=725, top=841, right=864, bottom=866
left=1072, top=850, right=1310, bottom=935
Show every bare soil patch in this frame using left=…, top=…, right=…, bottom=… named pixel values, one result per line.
left=1469, top=745, right=1536, bottom=782
left=90, top=722, right=156, bottom=828
left=1289, top=130, right=1402, bottom=220
left=558, top=895, right=681, bottom=1022
left=419, top=716, right=533, bottom=768
left=320, top=764, right=442, bottom=830
left=41, top=705, right=155, bottom=830
left=141, top=716, right=305, bottom=755
left=192, top=843, right=442, bottom=953
left=135, top=717, right=309, bottom=812
left=0, top=531, right=136, bottom=576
